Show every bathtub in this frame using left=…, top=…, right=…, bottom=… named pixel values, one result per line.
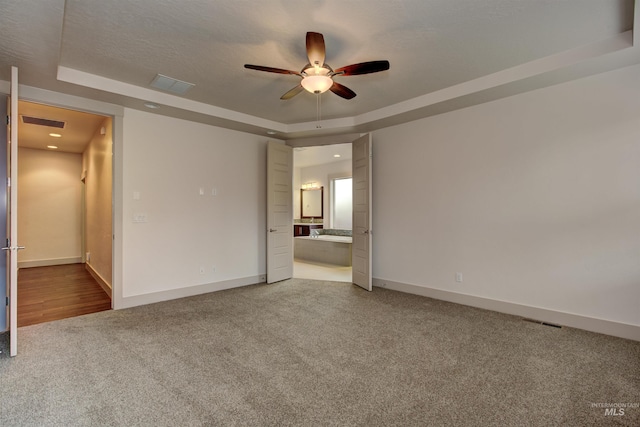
left=294, top=235, right=353, bottom=266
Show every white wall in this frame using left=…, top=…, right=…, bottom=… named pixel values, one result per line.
left=297, top=159, right=352, bottom=222
left=83, top=116, right=113, bottom=289
left=372, top=63, right=640, bottom=332
left=121, top=108, right=269, bottom=302
left=18, top=147, right=83, bottom=267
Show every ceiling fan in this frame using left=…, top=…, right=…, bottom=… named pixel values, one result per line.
left=244, top=32, right=390, bottom=100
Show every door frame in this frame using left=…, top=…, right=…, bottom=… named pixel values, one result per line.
left=6, top=66, right=19, bottom=356
left=287, top=136, right=371, bottom=288
left=4, top=84, right=124, bottom=309
left=0, top=92, right=7, bottom=334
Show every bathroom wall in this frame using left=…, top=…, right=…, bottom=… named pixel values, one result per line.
left=295, top=159, right=352, bottom=223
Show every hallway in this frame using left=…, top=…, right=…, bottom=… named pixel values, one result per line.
left=18, top=264, right=111, bottom=327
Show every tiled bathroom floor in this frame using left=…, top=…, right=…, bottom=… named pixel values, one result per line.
left=293, top=260, right=352, bottom=283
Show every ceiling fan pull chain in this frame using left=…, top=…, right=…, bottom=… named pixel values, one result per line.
left=316, top=93, right=322, bottom=129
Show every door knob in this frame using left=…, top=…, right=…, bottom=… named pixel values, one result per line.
left=269, top=228, right=277, bottom=232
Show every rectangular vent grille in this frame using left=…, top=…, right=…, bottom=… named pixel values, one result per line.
left=150, top=74, right=195, bottom=95
left=21, top=116, right=65, bottom=128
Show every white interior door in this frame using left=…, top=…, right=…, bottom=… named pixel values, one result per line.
left=4, top=67, right=20, bottom=356
left=266, top=141, right=293, bottom=283
left=352, top=134, right=372, bottom=291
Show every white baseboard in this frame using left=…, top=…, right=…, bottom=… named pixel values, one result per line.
left=19, top=257, right=82, bottom=269
left=85, top=263, right=112, bottom=299
left=116, top=275, right=264, bottom=309
left=373, top=278, right=640, bottom=342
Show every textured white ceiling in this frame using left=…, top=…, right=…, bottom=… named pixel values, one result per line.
left=0, top=0, right=637, bottom=140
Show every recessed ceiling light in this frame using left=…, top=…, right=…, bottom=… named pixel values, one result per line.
left=266, top=130, right=277, bottom=135
left=47, top=145, right=58, bottom=149
left=49, top=133, right=62, bottom=138
left=334, top=154, right=341, bottom=158
left=144, top=102, right=160, bottom=109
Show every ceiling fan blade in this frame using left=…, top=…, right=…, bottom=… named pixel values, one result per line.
left=334, top=60, right=390, bottom=76
left=280, top=84, right=304, bottom=100
left=330, top=82, right=356, bottom=100
left=306, top=32, right=326, bottom=67
left=244, top=64, right=301, bottom=76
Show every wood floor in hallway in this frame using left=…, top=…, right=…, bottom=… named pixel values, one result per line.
left=17, top=264, right=111, bottom=327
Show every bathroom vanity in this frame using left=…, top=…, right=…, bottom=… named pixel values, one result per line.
left=293, top=223, right=323, bottom=237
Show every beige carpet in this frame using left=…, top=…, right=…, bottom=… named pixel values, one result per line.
left=0, top=278, right=638, bottom=426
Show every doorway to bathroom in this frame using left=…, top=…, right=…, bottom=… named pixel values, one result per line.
left=292, top=143, right=352, bottom=283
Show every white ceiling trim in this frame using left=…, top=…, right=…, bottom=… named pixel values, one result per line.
left=19, top=84, right=125, bottom=118
left=355, top=31, right=634, bottom=126
left=57, top=66, right=285, bottom=132
left=56, top=30, right=634, bottom=138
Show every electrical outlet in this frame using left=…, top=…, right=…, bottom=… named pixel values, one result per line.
left=455, top=272, right=463, bottom=283
left=199, top=266, right=205, bottom=274
left=212, top=266, right=216, bottom=273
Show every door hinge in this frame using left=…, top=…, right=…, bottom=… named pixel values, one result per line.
left=6, top=116, right=9, bottom=125
left=5, top=297, right=8, bottom=306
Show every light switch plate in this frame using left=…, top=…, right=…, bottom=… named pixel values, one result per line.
left=133, top=213, right=148, bottom=223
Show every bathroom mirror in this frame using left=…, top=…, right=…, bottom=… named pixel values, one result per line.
left=301, top=187, right=323, bottom=218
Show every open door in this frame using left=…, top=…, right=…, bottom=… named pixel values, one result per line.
left=352, top=134, right=372, bottom=291
left=3, top=67, right=21, bottom=356
left=266, top=141, right=293, bottom=283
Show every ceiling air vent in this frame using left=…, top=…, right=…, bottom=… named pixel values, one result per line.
left=21, top=116, right=65, bottom=128
left=150, top=74, right=195, bottom=95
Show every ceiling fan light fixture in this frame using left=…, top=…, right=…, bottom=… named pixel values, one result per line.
left=301, top=75, right=333, bottom=94
left=301, top=66, right=333, bottom=94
